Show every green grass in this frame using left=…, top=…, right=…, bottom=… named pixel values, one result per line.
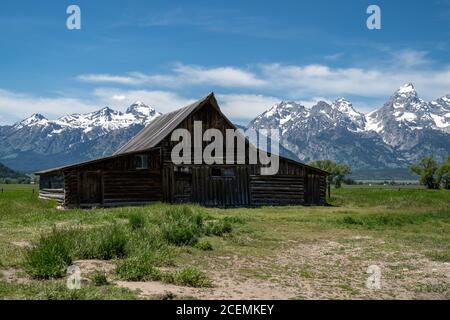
left=90, top=271, right=109, bottom=286
left=1, top=184, right=450, bottom=299
left=1, top=191, right=236, bottom=297
left=194, top=240, right=213, bottom=251
left=22, top=206, right=234, bottom=281
left=0, top=280, right=137, bottom=300
left=128, top=213, right=145, bottom=230
left=171, top=267, right=212, bottom=288
left=115, top=254, right=163, bottom=281
left=24, top=228, right=74, bottom=279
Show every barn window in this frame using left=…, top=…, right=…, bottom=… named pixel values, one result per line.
left=223, top=168, right=235, bottom=177
left=135, top=154, right=148, bottom=170
left=211, top=168, right=222, bottom=177
left=211, top=168, right=235, bottom=178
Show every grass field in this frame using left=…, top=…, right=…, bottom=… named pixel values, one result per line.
left=0, top=184, right=449, bottom=300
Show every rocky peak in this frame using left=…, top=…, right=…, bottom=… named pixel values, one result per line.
left=126, top=101, right=159, bottom=122
left=14, top=113, right=49, bottom=129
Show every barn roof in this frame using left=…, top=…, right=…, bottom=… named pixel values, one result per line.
left=35, top=93, right=328, bottom=175
left=114, top=93, right=223, bottom=155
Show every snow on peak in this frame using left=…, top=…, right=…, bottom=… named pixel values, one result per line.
left=14, top=113, right=49, bottom=129
left=28, top=113, right=47, bottom=122
left=333, top=98, right=357, bottom=114
left=395, top=83, right=417, bottom=97
left=12, top=102, right=162, bottom=138
left=262, top=101, right=304, bottom=119
left=127, top=101, right=157, bottom=116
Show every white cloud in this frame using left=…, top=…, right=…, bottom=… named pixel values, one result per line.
left=216, top=94, right=280, bottom=123
left=77, top=74, right=141, bottom=85
left=172, top=64, right=266, bottom=87
left=0, top=89, right=96, bottom=124
left=390, top=49, right=430, bottom=68
left=78, top=63, right=266, bottom=88
left=94, top=88, right=280, bottom=123
left=0, top=86, right=280, bottom=126
left=76, top=60, right=450, bottom=103
left=3, top=56, right=450, bottom=124
left=259, top=63, right=450, bottom=100
left=93, top=88, right=195, bottom=113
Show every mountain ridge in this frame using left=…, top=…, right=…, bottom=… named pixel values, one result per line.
left=1, top=84, right=449, bottom=178
left=248, top=83, right=450, bottom=173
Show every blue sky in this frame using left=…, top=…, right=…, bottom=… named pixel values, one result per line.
left=0, top=0, right=449, bottom=124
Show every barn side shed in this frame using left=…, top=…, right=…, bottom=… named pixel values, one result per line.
left=36, top=93, right=328, bottom=208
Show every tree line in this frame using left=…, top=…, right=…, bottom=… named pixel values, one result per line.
left=308, top=160, right=351, bottom=197
left=410, top=156, right=450, bottom=190
left=308, top=156, right=450, bottom=196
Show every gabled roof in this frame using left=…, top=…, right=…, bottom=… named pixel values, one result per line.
left=36, top=93, right=328, bottom=175
left=114, top=93, right=221, bottom=155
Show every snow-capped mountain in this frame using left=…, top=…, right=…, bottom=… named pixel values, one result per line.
left=248, top=84, right=450, bottom=173
left=1, top=84, right=449, bottom=178
left=0, top=102, right=161, bottom=172
left=18, top=102, right=160, bottom=134
left=429, top=95, right=450, bottom=132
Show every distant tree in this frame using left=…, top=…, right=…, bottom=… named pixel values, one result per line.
left=410, top=156, right=440, bottom=189
left=308, top=160, right=352, bottom=197
left=343, top=178, right=357, bottom=185
left=436, top=157, right=450, bottom=190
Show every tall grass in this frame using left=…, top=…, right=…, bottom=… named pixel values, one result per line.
left=128, top=213, right=145, bottom=230
left=23, top=205, right=236, bottom=285
left=159, top=206, right=204, bottom=246
left=24, top=228, right=74, bottom=279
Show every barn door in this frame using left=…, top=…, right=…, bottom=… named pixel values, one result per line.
left=173, top=169, right=192, bottom=203
left=305, top=174, right=320, bottom=204
left=305, top=174, right=313, bottom=204
left=192, top=166, right=249, bottom=207
left=79, top=171, right=102, bottom=204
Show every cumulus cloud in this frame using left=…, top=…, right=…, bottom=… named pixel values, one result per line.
left=259, top=63, right=450, bottom=100
left=78, top=63, right=266, bottom=88
left=0, top=89, right=96, bottom=124
left=0, top=86, right=282, bottom=126
left=93, top=88, right=280, bottom=123
left=92, top=88, right=195, bottom=114
left=76, top=60, right=450, bottom=102
left=216, top=94, right=281, bottom=123
left=3, top=56, right=450, bottom=124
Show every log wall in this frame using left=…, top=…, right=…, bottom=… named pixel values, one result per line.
left=249, top=175, right=305, bottom=206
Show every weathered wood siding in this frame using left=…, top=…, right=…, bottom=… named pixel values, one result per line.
left=191, top=166, right=250, bottom=207
left=159, top=102, right=251, bottom=166
left=39, top=173, right=64, bottom=204
left=249, top=175, right=305, bottom=206
left=62, top=149, right=162, bottom=207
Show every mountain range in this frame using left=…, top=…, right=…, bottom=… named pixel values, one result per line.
left=0, top=102, right=161, bottom=172
left=248, top=84, right=450, bottom=179
left=1, top=84, right=449, bottom=179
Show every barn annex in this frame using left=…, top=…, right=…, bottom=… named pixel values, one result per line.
left=36, top=93, right=328, bottom=208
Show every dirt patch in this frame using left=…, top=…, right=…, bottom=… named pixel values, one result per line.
left=0, top=268, right=30, bottom=284
left=10, top=241, right=32, bottom=249
left=73, top=260, right=115, bottom=274
left=117, top=239, right=450, bottom=300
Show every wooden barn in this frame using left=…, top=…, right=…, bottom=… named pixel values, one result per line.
left=36, top=93, right=328, bottom=208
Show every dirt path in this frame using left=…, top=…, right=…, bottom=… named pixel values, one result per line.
left=116, top=238, right=450, bottom=300
left=2, top=238, right=448, bottom=299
